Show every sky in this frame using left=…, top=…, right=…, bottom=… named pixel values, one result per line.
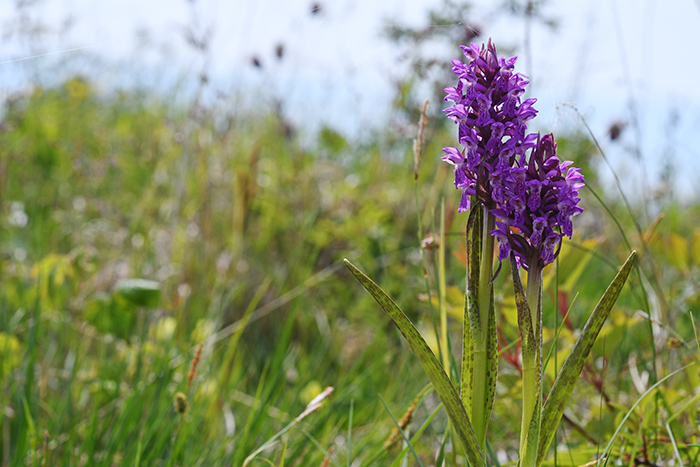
left=2, top=0, right=700, bottom=199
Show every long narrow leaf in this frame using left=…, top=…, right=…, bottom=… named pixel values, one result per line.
left=537, top=250, right=637, bottom=466
left=463, top=206, right=498, bottom=447
left=485, top=286, right=498, bottom=427
left=666, top=423, right=684, bottom=467
left=511, top=254, right=540, bottom=466
left=461, top=206, right=481, bottom=413
left=344, top=259, right=486, bottom=467
left=511, top=256, right=536, bottom=368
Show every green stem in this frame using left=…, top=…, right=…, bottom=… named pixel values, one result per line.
left=439, top=199, right=449, bottom=375
left=520, top=258, right=543, bottom=464
left=477, top=210, right=495, bottom=352
left=472, top=208, right=495, bottom=448
left=526, top=259, right=543, bottom=361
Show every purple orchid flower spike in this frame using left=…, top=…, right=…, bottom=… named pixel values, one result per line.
left=491, top=133, right=585, bottom=270
left=442, top=39, right=584, bottom=270
left=442, top=39, right=539, bottom=213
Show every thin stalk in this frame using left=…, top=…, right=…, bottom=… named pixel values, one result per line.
left=439, top=199, right=449, bottom=374
left=520, top=258, right=542, bottom=464
left=472, top=208, right=495, bottom=447
left=554, top=256, right=559, bottom=467
left=526, top=261, right=543, bottom=358
left=166, top=416, right=185, bottom=467
left=413, top=175, right=441, bottom=373
left=477, top=210, right=495, bottom=349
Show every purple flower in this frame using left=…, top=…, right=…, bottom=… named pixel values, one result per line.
left=443, top=40, right=584, bottom=270
left=442, top=40, right=538, bottom=213
left=491, top=134, right=585, bottom=269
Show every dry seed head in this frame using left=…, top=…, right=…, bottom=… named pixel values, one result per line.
left=174, top=392, right=188, bottom=414
left=319, top=446, right=335, bottom=467
left=187, top=344, right=203, bottom=390
left=41, top=430, right=50, bottom=467
left=420, top=233, right=439, bottom=251
left=295, top=386, right=334, bottom=422
left=413, top=99, right=430, bottom=180
left=666, top=337, right=682, bottom=349
left=383, top=399, right=418, bottom=450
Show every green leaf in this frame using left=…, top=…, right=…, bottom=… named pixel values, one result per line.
left=463, top=206, right=498, bottom=447
left=524, top=396, right=542, bottom=465
left=344, top=259, right=486, bottom=467
left=668, top=233, right=689, bottom=272
left=485, top=290, right=498, bottom=423
left=461, top=206, right=481, bottom=416
left=536, top=250, right=637, bottom=466
left=542, top=237, right=600, bottom=293
left=510, top=255, right=536, bottom=365
left=115, top=278, right=161, bottom=308
left=691, top=228, right=700, bottom=266
left=511, top=255, right=540, bottom=466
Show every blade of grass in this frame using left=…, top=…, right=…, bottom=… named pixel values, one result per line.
left=542, top=293, right=579, bottom=372
left=485, top=438, right=502, bottom=467
left=243, top=386, right=333, bottom=466
left=218, top=278, right=272, bottom=396
left=347, top=400, right=354, bottom=467
left=378, top=394, right=425, bottom=467
left=135, top=430, right=143, bottom=467
left=21, top=395, right=37, bottom=466
left=387, top=401, right=443, bottom=467
left=666, top=389, right=700, bottom=425
left=382, top=394, right=443, bottom=467
left=666, top=423, right=683, bottom=467
left=595, top=338, right=607, bottom=463
left=209, top=263, right=342, bottom=346
left=434, top=422, right=449, bottom=467
left=413, top=168, right=440, bottom=384
left=280, top=441, right=288, bottom=467
left=236, top=362, right=271, bottom=466
left=299, top=429, right=343, bottom=467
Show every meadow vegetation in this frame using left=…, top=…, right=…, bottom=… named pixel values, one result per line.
left=1, top=75, right=700, bottom=466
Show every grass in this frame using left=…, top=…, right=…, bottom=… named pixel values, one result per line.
left=1, top=77, right=700, bottom=466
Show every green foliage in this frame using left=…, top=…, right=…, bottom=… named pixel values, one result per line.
left=344, top=259, right=486, bottom=467
left=0, top=77, right=439, bottom=466
left=0, top=76, right=699, bottom=466
left=115, top=278, right=161, bottom=308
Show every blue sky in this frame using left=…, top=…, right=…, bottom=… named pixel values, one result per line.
left=2, top=0, right=700, bottom=198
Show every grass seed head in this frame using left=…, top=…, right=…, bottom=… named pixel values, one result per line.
left=187, top=344, right=203, bottom=390
left=383, top=399, right=417, bottom=450
left=174, top=392, right=188, bottom=414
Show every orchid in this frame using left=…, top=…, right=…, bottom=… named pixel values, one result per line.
left=491, top=133, right=585, bottom=270
left=442, top=40, right=538, bottom=213
left=346, top=40, right=635, bottom=467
